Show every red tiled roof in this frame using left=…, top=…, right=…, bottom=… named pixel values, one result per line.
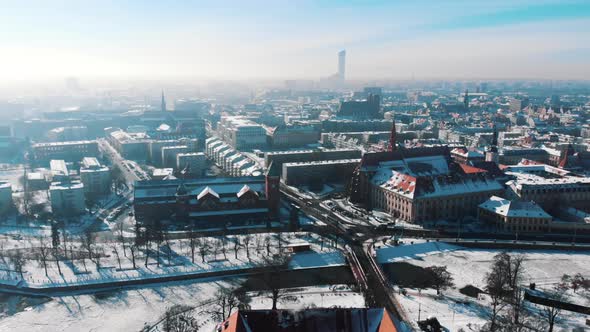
left=387, top=172, right=417, bottom=195
left=221, top=308, right=400, bottom=332
left=459, top=163, right=487, bottom=174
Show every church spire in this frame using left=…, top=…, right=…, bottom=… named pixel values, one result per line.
left=161, top=90, right=166, bottom=112
left=559, top=143, right=575, bottom=169
left=389, top=119, right=397, bottom=152
left=491, top=123, right=498, bottom=152
left=463, top=89, right=469, bottom=110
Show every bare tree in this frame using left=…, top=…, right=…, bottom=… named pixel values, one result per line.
left=117, top=221, right=127, bottom=257
left=210, top=286, right=250, bottom=321
left=559, top=274, right=572, bottom=290
left=129, top=244, right=138, bottom=269
left=211, top=238, right=220, bottom=260
left=220, top=237, right=227, bottom=260
left=152, top=222, right=165, bottom=267
left=188, top=230, right=198, bottom=263
left=51, top=222, right=60, bottom=249
left=264, top=235, right=271, bottom=256
left=111, top=241, right=122, bottom=270
left=277, top=232, right=283, bottom=252
left=258, top=253, right=294, bottom=310
left=9, top=250, right=26, bottom=279
left=243, top=234, right=252, bottom=260
left=539, top=284, right=566, bottom=332
left=162, top=305, right=199, bottom=332
left=571, top=273, right=585, bottom=294
left=255, top=235, right=263, bottom=253
left=506, top=254, right=526, bottom=328
left=198, top=239, right=209, bottom=263
left=144, top=238, right=151, bottom=267
left=232, top=236, right=241, bottom=260
left=81, top=229, right=94, bottom=262
left=75, top=234, right=89, bottom=272
left=52, top=242, right=63, bottom=276
left=36, top=236, right=51, bottom=276
left=425, top=265, right=454, bottom=295
left=485, top=252, right=528, bottom=331
left=164, top=232, right=173, bottom=265
left=60, top=222, right=69, bottom=260
left=485, top=260, right=509, bottom=332
left=93, top=245, right=102, bottom=270
left=20, top=167, right=35, bottom=217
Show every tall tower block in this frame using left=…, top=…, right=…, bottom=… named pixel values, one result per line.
left=338, top=50, right=346, bottom=81
left=161, top=91, right=167, bottom=112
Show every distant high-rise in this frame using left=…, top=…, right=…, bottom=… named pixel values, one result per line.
left=161, top=91, right=167, bottom=112
left=338, top=50, right=346, bottom=81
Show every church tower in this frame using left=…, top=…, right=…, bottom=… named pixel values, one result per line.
left=389, top=120, right=397, bottom=152
left=485, top=124, right=499, bottom=164
left=463, top=89, right=469, bottom=110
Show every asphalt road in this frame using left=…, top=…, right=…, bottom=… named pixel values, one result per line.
left=279, top=184, right=410, bottom=323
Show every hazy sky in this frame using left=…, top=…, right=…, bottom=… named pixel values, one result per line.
left=2, top=0, right=590, bottom=81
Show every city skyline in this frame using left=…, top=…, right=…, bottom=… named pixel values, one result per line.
left=1, top=0, right=590, bottom=81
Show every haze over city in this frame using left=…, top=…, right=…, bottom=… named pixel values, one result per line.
left=2, top=2, right=590, bottom=332
left=2, top=0, right=590, bottom=82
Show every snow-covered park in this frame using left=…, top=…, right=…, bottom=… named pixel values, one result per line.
left=376, top=241, right=590, bottom=331
left=0, top=229, right=357, bottom=331
left=0, top=232, right=345, bottom=289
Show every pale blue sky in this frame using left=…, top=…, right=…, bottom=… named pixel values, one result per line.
left=1, top=0, right=589, bottom=80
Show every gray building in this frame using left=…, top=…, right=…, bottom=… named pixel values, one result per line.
left=282, top=159, right=360, bottom=186
left=177, top=152, right=207, bottom=177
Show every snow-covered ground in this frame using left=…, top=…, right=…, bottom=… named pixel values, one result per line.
left=0, top=165, right=25, bottom=191
left=377, top=241, right=590, bottom=331
left=0, top=280, right=364, bottom=332
left=0, top=232, right=345, bottom=288
left=0, top=213, right=97, bottom=238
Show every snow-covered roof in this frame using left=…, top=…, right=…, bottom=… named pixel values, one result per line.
left=197, top=186, right=219, bottom=200
left=505, top=164, right=590, bottom=187
left=237, top=184, right=258, bottom=198
left=373, top=162, right=503, bottom=199
left=479, top=196, right=551, bottom=219
left=134, top=177, right=266, bottom=202
left=50, top=159, right=68, bottom=176
left=451, top=148, right=484, bottom=158
left=32, top=140, right=96, bottom=147
left=282, top=159, right=361, bottom=167
left=156, top=123, right=171, bottom=132
left=378, top=155, right=450, bottom=177
left=50, top=181, right=84, bottom=190
left=81, top=157, right=101, bottom=168
left=27, top=172, right=44, bottom=180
